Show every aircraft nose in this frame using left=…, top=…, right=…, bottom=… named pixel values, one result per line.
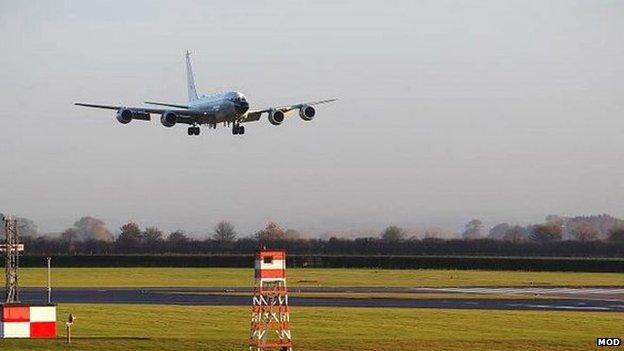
left=235, top=100, right=249, bottom=114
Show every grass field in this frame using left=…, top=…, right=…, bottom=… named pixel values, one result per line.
left=0, top=304, right=620, bottom=351
left=9, top=268, right=624, bottom=288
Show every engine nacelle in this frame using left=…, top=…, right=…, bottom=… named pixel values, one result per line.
left=116, top=109, right=150, bottom=124
left=299, top=105, right=316, bottom=121
left=160, top=111, right=177, bottom=127
left=116, top=109, right=133, bottom=124
left=268, top=109, right=285, bottom=126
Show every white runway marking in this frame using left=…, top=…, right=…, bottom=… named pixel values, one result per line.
left=418, top=287, right=624, bottom=296
left=519, top=304, right=612, bottom=311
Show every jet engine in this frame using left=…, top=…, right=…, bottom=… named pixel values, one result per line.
left=299, top=105, right=316, bottom=121
left=116, top=108, right=150, bottom=124
left=116, top=109, right=133, bottom=124
left=268, top=109, right=285, bottom=125
left=160, top=111, right=177, bottom=127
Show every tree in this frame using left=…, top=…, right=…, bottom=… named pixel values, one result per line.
left=17, top=217, right=38, bottom=238
left=0, top=214, right=38, bottom=238
left=502, top=225, right=528, bottom=242
left=562, top=214, right=624, bottom=239
left=167, top=230, right=189, bottom=251
left=380, top=226, right=406, bottom=242
left=462, top=219, right=483, bottom=239
left=167, top=230, right=188, bottom=242
left=284, top=229, right=301, bottom=240
left=488, top=223, right=511, bottom=240
left=423, top=228, right=445, bottom=239
left=608, top=228, right=624, bottom=243
left=61, top=228, right=78, bottom=242
left=212, top=221, right=237, bottom=242
left=117, top=222, right=143, bottom=251
left=73, top=216, right=114, bottom=242
left=545, top=215, right=564, bottom=226
left=569, top=223, right=600, bottom=242
left=143, top=226, right=164, bottom=249
left=60, top=228, right=79, bottom=254
left=529, top=223, right=562, bottom=243
left=255, top=222, right=286, bottom=242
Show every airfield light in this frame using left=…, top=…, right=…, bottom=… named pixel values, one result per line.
left=66, top=313, right=76, bottom=344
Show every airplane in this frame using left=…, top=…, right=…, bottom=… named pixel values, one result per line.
left=75, top=51, right=336, bottom=136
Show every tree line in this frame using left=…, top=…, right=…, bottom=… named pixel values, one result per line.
left=2, top=214, right=622, bottom=257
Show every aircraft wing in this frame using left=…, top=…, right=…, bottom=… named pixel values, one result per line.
left=242, top=99, right=336, bottom=122
left=75, top=103, right=216, bottom=125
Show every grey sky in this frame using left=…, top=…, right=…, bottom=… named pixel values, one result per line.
left=1, top=0, right=623, bottom=236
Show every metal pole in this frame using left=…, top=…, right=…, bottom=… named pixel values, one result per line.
left=66, top=314, right=75, bottom=344
left=46, top=256, right=51, bottom=304
left=66, top=324, right=71, bottom=344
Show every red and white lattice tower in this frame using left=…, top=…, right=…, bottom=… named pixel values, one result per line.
left=1, top=216, right=56, bottom=339
left=249, top=249, right=293, bottom=351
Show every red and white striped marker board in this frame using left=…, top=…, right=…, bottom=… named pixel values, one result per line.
left=0, top=304, right=57, bottom=338
left=254, top=250, right=286, bottom=280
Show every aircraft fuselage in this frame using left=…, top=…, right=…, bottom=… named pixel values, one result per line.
left=187, top=91, right=249, bottom=124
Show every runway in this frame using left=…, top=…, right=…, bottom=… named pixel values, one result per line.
left=8, top=287, right=624, bottom=312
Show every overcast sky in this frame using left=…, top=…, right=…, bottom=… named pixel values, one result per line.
left=1, top=0, right=623, bottom=236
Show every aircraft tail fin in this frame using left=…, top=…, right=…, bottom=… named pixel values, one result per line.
left=185, top=51, right=199, bottom=102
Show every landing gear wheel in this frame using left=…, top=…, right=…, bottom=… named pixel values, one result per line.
left=194, top=127, right=200, bottom=135
left=232, top=125, right=239, bottom=135
left=187, top=127, right=193, bottom=136
left=238, top=126, right=245, bottom=134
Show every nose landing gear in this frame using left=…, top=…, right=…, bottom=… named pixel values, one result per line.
left=187, top=126, right=200, bottom=136
left=232, top=123, right=245, bottom=135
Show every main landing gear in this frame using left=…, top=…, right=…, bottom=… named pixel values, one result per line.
left=232, top=123, right=245, bottom=135
left=185, top=124, right=245, bottom=136
left=187, top=126, right=200, bottom=136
